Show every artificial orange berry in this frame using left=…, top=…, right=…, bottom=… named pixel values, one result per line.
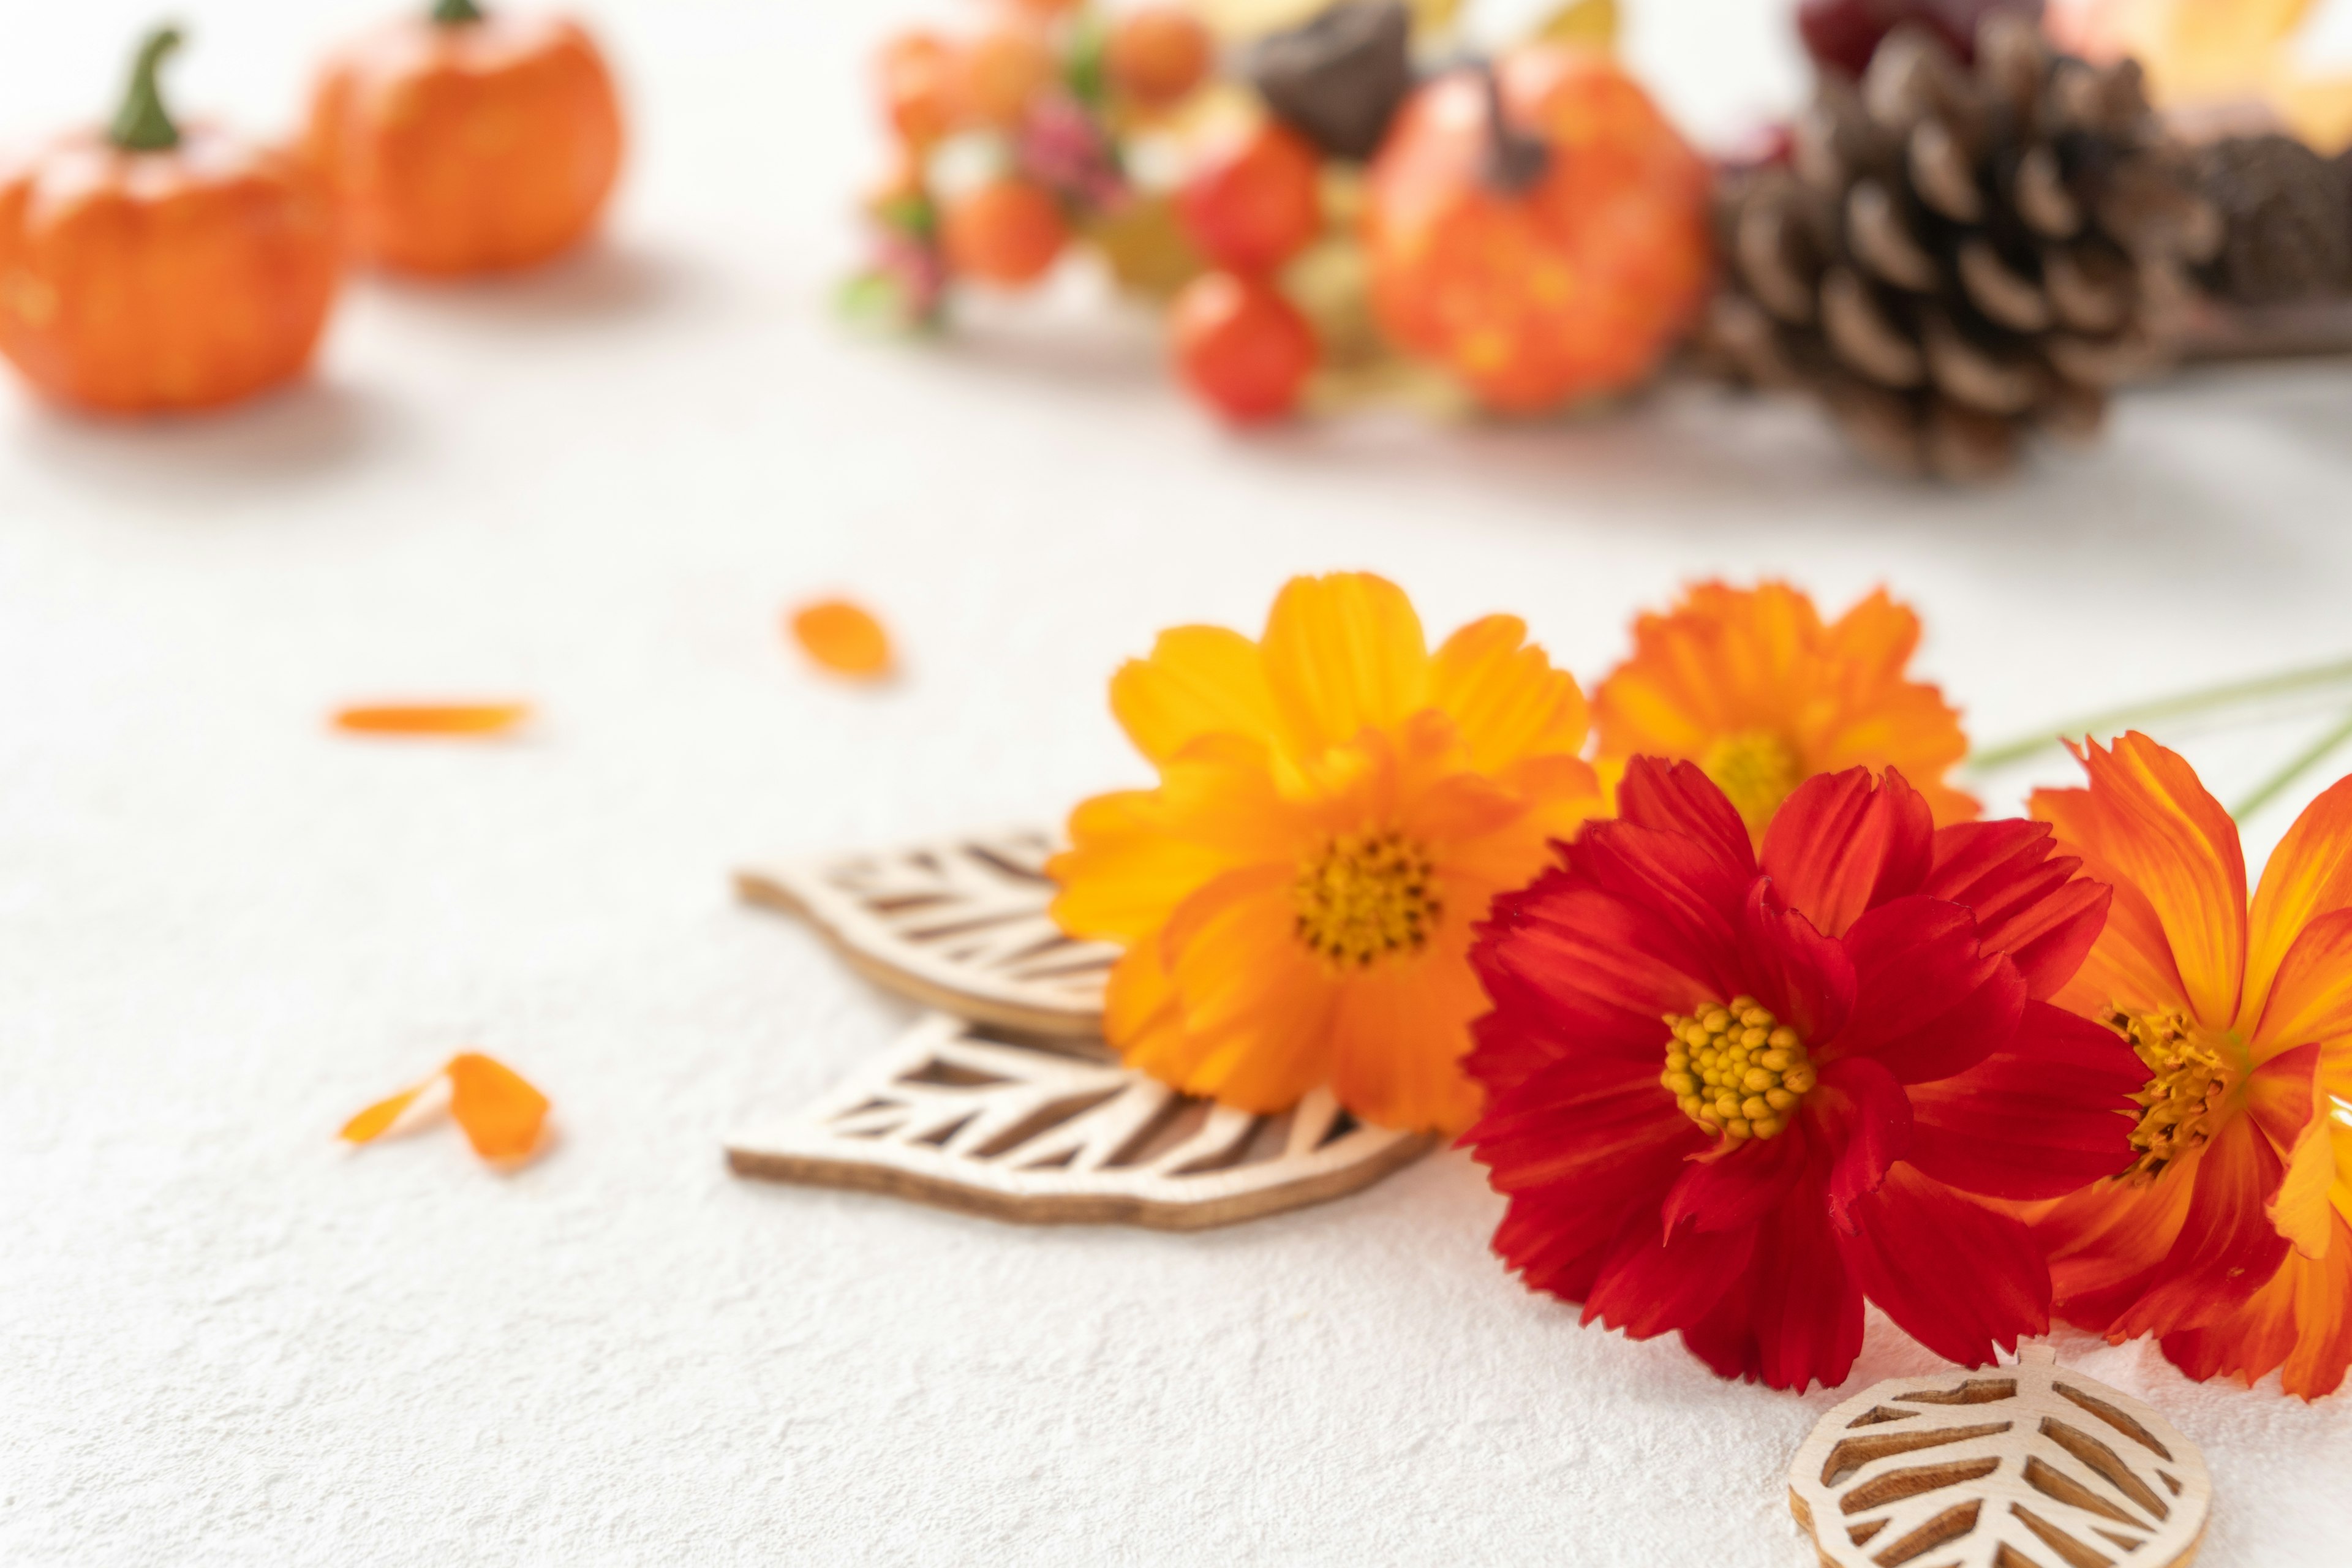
left=878, top=29, right=960, bottom=147
left=1109, top=6, right=1215, bottom=110
left=957, top=18, right=1055, bottom=127
left=1170, top=271, right=1318, bottom=424
left=943, top=176, right=1069, bottom=287
left=1178, top=120, right=1324, bottom=274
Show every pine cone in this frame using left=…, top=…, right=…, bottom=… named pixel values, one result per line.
left=1705, top=16, right=2221, bottom=480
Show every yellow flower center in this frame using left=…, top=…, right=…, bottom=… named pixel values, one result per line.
left=1660, top=996, right=1815, bottom=1141
left=1292, top=831, right=1442, bottom=970
left=2105, top=1005, right=2235, bottom=1182
left=1701, top=729, right=1804, bottom=834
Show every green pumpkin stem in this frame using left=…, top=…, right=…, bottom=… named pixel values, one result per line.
left=109, top=26, right=184, bottom=154
left=432, top=0, right=488, bottom=23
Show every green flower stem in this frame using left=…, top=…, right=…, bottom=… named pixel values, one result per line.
left=109, top=26, right=183, bottom=154
left=1969, top=654, right=2352, bottom=771
left=432, top=0, right=486, bottom=23
left=2233, top=709, right=2352, bottom=821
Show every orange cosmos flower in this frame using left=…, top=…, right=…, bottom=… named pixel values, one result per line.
left=1048, top=573, right=1604, bottom=1133
left=2031, top=733, right=2352, bottom=1398
left=1593, top=581, right=1977, bottom=839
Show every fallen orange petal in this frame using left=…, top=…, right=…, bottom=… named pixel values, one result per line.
left=445, top=1052, right=551, bottom=1162
left=333, top=703, right=532, bottom=737
left=340, top=1085, right=426, bottom=1145
left=790, top=599, right=895, bottom=679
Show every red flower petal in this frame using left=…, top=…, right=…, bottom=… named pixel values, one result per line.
left=2243, top=1040, right=2322, bottom=1151
left=1750, top=1184, right=1868, bottom=1391
left=1924, top=818, right=2112, bottom=1001
left=2109, top=1116, right=2295, bottom=1339
left=1583, top=1210, right=1762, bottom=1341
left=1905, top=1001, right=2143, bottom=1199
left=1463, top=1053, right=1698, bottom=1196
left=1825, top=896, right=2024, bottom=1084
left=1840, top=1164, right=2051, bottom=1366
left=1738, top=881, right=1855, bottom=1044
left=1567, top=819, right=1751, bottom=991
left=1616, top=756, right=1755, bottom=877
left=1761, top=767, right=1933, bottom=939
left=1468, top=876, right=1719, bottom=1094
left=1660, top=1118, right=1809, bottom=1235
left=1806, top=1055, right=1913, bottom=1229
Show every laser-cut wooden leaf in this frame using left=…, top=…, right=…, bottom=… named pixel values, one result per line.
left=1788, top=1345, right=2210, bottom=1568
left=736, top=827, right=1112, bottom=1041
left=726, top=1014, right=1433, bottom=1231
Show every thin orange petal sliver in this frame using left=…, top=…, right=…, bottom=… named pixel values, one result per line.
left=791, top=598, right=894, bottom=679
left=339, top=1085, right=426, bottom=1145
left=446, top=1052, right=551, bottom=1162
left=333, top=703, right=532, bottom=737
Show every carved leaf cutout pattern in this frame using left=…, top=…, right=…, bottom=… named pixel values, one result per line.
left=1787, top=1349, right=2210, bottom=1568
left=726, top=1015, right=1432, bottom=1231
left=737, top=827, right=1114, bottom=1041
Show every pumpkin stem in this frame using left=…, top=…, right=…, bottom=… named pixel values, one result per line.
left=110, top=26, right=184, bottom=154
left=1477, top=60, right=1550, bottom=196
left=432, top=0, right=487, bottom=22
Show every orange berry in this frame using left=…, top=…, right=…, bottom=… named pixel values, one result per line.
left=958, top=20, right=1055, bottom=127
left=943, top=177, right=1069, bottom=287
left=878, top=30, right=960, bottom=146
left=1109, top=7, right=1215, bottom=110
left=1178, top=121, right=1323, bottom=274
left=1170, top=271, right=1317, bottom=424
left=1005, top=0, right=1083, bottom=18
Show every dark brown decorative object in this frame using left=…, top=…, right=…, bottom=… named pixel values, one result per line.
left=2192, top=134, right=2352, bottom=306
left=1706, top=16, right=2221, bottom=480
left=1243, top=0, right=1414, bottom=163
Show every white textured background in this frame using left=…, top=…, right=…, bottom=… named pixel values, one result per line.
left=5, top=1, right=2352, bottom=1562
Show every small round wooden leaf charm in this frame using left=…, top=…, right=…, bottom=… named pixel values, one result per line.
left=1787, top=1346, right=2209, bottom=1568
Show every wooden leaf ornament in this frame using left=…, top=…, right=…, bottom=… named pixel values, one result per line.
left=726, top=1014, right=1433, bottom=1231
left=735, top=827, right=1113, bottom=1041
left=1787, top=1345, right=2211, bottom=1568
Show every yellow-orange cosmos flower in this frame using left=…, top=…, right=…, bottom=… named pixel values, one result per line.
left=1593, top=581, right=1978, bottom=837
left=1048, top=573, right=1604, bottom=1133
left=2032, top=734, right=2352, bottom=1398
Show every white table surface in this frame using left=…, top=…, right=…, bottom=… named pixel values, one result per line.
left=5, top=1, right=2351, bottom=1562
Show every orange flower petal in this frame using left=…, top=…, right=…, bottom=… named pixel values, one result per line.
left=2245, top=773, right=2352, bottom=1031
left=445, top=1052, right=551, bottom=1162
left=2034, top=733, right=2246, bottom=1029
left=790, top=598, right=894, bottom=679
left=333, top=703, right=531, bottom=737
left=339, top=1085, right=426, bottom=1144
left=1427, top=614, right=1589, bottom=775
left=1327, top=926, right=1487, bottom=1133
left=2158, top=1208, right=2352, bottom=1400
left=1108, top=624, right=1278, bottom=763
left=1258, top=573, right=1431, bottom=763
left=1592, top=581, right=1975, bottom=837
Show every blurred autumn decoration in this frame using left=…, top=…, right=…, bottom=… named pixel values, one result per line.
left=0, top=28, right=340, bottom=414
left=843, top=0, right=2352, bottom=479
left=309, top=1, right=626, bottom=277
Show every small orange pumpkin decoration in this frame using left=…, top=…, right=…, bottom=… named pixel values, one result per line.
left=0, top=28, right=341, bottom=415
left=1365, top=47, right=1713, bottom=415
left=309, top=0, right=625, bottom=276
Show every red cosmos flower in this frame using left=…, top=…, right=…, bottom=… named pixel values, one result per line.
left=1464, top=758, right=2147, bottom=1390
